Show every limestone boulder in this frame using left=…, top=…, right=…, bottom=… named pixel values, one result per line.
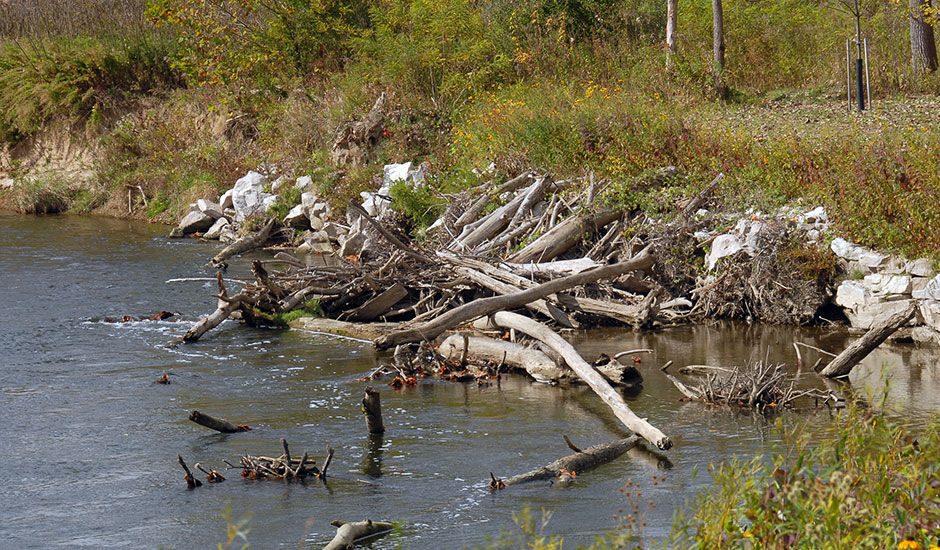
left=197, top=199, right=224, bottom=219
left=177, top=210, right=214, bottom=234
left=706, top=234, right=745, bottom=271
left=845, top=299, right=917, bottom=330
left=220, top=189, right=234, bottom=210
left=830, top=237, right=868, bottom=261
left=232, top=171, right=275, bottom=222
left=203, top=217, right=229, bottom=240
left=284, top=204, right=309, bottom=229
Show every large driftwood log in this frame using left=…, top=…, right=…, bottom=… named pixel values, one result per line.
left=454, top=266, right=573, bottom=328
left=171, top=272, right=245, bottom=346
left=494, top=435, right=641, bottom=487
left=375, top=249, right=654, bottom=349
left=456, top=191, right=527, bottom=251
left=189, top=410, right=250, bottom=433
left=438, top=333, right=571, bottom=383
left=508, top=210, right=623, bottom=263
left=818, top=302, right=918, bottom=378
left=323, top=520, right=394, bottom=550
left=490, top=311, right=672, bottom=450
left=211, top=219, right=275, bottom=268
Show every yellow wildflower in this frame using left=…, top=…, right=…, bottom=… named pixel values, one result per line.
left=898, top=541, right=922, bottom=550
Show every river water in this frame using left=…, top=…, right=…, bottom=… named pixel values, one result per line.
left=2, top=213, right=938, bottom=549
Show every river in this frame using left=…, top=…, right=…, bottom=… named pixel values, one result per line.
left=2, top=213, right=937, bottom=549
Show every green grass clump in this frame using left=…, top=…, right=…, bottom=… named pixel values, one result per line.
left=671, top=407, right=940, bottom=550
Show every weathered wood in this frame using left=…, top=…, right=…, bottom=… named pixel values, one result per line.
left=502, top=257, right=603, bottom=277
left=454, top=193, right=493, bottom=230
left=362, top=387, right=386, bottom=434
left=555, top=293, right=656, bottom=327
left=680, top=172, right=724, bottom=220
left=323, top=520, right=394, bottom=550
left=344, top=283, right=409, bottom=322
left=189, top=410, right=250, bottom=433
left=508, top=175, right=551, bottom=227
left=180, top=295, right=244, bottom=343
left=290, top=317, right=398, bottom=341
left=490, top=311, right=672, bottom=450
left=438, top=333, right=572, bottom=384
left=508, top=210, right=623, bottom=263
left=454, top=266, right=572, bottom=328
left=211, top=219, right=275, bottom=268
left=177, top=454, right=202, bottom=489
left=455, top=191, right=528, bottom=251
left=375, top=249, right=654, bottom=349
left=818, top=302, right=918, bottom=378
left=493, top=436, right=641, bottom=487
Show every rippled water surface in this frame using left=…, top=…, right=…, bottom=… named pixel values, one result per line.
left=1, top=213, right=937, bottom=549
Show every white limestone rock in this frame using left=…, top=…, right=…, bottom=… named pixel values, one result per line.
left=846, top=299, right=917, bottom=330
left=203, top=217, right=229, bottom=240
left=706, top=234, right=745, bottom=271
left=283, top=204, right=309, bottom=229
left=231, top=171, right=276, bottom=222
left=913, top=275, right=940, bottom=301
left=802, top=206, right=827, bottom=224
left=908, top=258, right=934, bottom=277
left=830, top=237, right=868, bottom=261
left=220, top=189, right=234, bottom=210
left=197, top=199, right=223, bottom=219
left=835, top=280, right=871, bottom=310
left=177, top=210, right=214, bottom=234
left=863, top=274, right=912, bottom=296
left=294, top=175, right=314, bottom=193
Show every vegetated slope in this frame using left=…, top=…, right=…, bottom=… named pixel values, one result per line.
left=1, top=0, right=938, bottom=257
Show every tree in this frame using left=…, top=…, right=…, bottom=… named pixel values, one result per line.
left=713, top=0, right=726, bottom=98
left=909, top=0, right=938, bottom=72
left=666, top=0, right=678, bottom=62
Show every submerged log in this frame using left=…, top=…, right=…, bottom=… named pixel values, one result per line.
left=491, top=435, right=641, bottom=487
left=376, top=249, right=654, bottom=349
left=490, top=311, right=672, bottom=450
left=211, top=219, right=275, bottom=268
left=818, top=302, right=918, bottom=378
left=177, top=454, right=202, bottom=489
left=189, top=410, right=251, bottom=433
left=323, top=520, right=395, bottom=550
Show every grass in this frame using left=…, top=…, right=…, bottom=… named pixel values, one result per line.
left=478, top=405, right=940, bottom=550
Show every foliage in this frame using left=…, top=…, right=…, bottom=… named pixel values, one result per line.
left=352, top=0, right=512, bottom=109
left=219, top=504, right=251, bottom=550
left=0, top=34, right=178, bottom=141
left=670, top=406, right=940, bottom=549
left=146, top=0, right=365, bottom=86
left=388, top=181, right=445, bottom=235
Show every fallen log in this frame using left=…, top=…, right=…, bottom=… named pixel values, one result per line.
left=679, top=172, right=724, bottom=220
left=438, top=333, right=571, bottom=384
left=454, top=266, right=573, bottom=328
left=508, top=210, right=623, bottom=263
left=817, top=302, right=918, bottom=378
left=211, top=219, right=275, bottom=268
left=323, top=520, right=394, bottom=550
left=455, top=191, right=528, bottom=251
left=375, top=249, right=654, bottom=349
left=170, top=272, right=246, bottom=346
left=490, top=435, right=641, bottom=488
left=490, top=311, right=672, bottom=450
left=189, top=410, right=251, bottom=433
left=502, top=258, right=603, bottom=277
left=343, top=283, right=409, bottom=322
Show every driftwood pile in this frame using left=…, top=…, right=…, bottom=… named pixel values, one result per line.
left=665, top=361, right=831, bottom=410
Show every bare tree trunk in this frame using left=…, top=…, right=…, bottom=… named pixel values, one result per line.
left=490, top=311, right=672, bottom=450
left=910, top=0, right=939, bottom=72
left=666, top=0, right=678, bottom=63
left=713, top=0, right=726, bottom=99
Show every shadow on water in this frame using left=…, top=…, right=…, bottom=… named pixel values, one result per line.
left=1, top=213, right=937, bottom=549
